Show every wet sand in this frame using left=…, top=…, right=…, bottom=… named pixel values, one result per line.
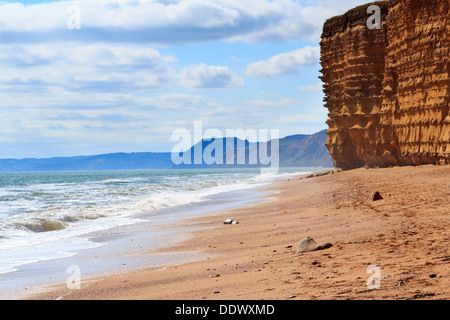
left=0, top=184, right=272, bottom=300
left=30, top=165, right=449, bottom=300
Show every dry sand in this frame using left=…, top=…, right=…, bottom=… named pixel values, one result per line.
left=31, top=165, right=449, bottom=300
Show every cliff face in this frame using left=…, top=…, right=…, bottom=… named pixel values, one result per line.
left=321, top=0, right=450, bottom=169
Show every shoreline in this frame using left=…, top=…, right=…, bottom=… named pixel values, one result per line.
left=28, top=165, right=450, bottom=300
left=1, top=171, right=291, bottom=300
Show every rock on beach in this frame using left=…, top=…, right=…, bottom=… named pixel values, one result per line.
left=297, top=237, right=333, bottom=254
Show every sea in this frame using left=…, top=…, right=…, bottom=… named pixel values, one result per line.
left=0, top=167, right=324, bottom=282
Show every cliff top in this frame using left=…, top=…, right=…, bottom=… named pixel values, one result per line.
left=322, top=1, right=390, bottom=38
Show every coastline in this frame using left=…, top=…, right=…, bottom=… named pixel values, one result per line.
left=28, top=165, right=450, bottom=300
left=0, top=171, right=290, bottom=300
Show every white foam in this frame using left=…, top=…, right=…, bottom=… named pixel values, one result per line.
left=0, top=237, right=101, bottom=275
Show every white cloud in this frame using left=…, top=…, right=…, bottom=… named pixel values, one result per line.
left=278, top=108, right=328, bottom=125
left=245, top=46, right=320, bottom=78
left=0, top=44, right=177, bottom=98
left=0, top=0, right=348, bottom=44
left=136, top=93, right=220, bottom=110
left=244, top=99, right=299, bottom=108
left=0, top=89, right=228, bottom=157
left=298, top=83, right=323, bottom=92
left=279, top=114, right=319, bottom=124
left=181, top=63, right=244, bottom=89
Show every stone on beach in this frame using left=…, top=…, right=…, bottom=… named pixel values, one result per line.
left=223, top=219, right=239, bottom=225
left=369, top=191, right=383, bottom=201
left=297, top=237, right=333, bottom=254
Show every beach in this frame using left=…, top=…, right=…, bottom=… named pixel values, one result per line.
left=28, top=165, right=449, bottom=300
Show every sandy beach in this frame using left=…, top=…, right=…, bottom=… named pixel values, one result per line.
left=30, top=165, right=449, bottom=300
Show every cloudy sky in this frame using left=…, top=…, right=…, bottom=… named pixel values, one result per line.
left=0, top=0, right=368, bottom=158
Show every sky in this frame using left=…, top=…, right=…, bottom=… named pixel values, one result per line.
left=0, top=0, right=369, bottom=158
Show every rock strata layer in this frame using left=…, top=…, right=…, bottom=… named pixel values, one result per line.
left=321, top=0, right=450, bottom=169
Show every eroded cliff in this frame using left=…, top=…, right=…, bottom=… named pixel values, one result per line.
left=321, top=0, right=450, bottom=169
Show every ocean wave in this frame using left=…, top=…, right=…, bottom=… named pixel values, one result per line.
left=13, top=219, right=67, bottom=233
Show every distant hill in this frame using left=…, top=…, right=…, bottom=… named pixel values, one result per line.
left=278, top=130, right=333, bottom=167
left=0, top=130, right=333, bottom=172
left=0, top=153, right=174, bottom=172
left=282, top=134, right=310, bottom=140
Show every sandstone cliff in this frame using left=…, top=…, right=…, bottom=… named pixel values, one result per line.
left=321, top=0, right=450, bottom=169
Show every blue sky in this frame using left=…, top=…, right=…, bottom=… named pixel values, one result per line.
left=0, top=0, right=368, bottom=158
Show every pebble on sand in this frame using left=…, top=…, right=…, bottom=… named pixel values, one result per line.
left=369, top=191, right=383, bottom=201
left=223, top=219, right=239, bottom=225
